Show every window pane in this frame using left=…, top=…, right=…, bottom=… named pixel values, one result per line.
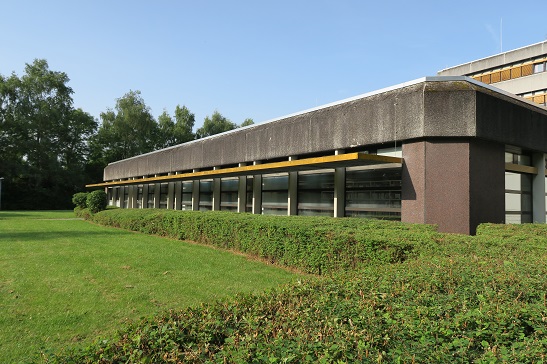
left=220, top=178, right=238, bottom=211
left=345, top=168, right=401, bottom=220
left=262, top=175, right=288, bottom=215
left=298, top=172, right=334, bottom=216
left=147, top=184, right=155, bottom=208
left=199, top=180, right=213, bottom=210
left=159, top=183, right=168, bottom=208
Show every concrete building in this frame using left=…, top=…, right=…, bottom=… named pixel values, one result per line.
left=438, top=40, right=547, bottom=106
left=88, top=74, right=547, bottom=235
left=438, top=41, right=547, bottom=225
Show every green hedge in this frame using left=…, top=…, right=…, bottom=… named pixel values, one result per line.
left=86, top=209, right=438, bottom=274
left=52, top=212, right=547, bottom=362
left=52, top=240, right=547, bottom=363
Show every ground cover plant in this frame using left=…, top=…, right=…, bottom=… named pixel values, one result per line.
left=0, top=211, right=299, bottom=363
left=50, top=210, right=547, bottom=362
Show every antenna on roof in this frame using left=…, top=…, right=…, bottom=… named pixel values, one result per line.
left=500, top=18, right=503, bottom=53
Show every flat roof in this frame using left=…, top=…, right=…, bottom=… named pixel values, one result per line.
left=106, top=76, right=544, bottom=168
left=438, top=40, right=547, bottom=75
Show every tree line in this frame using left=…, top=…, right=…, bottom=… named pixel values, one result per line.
left=0, top=59, right=254, bottom=209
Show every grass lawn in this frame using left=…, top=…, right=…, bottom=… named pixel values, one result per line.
left=0, top=211, right=300, bottom=363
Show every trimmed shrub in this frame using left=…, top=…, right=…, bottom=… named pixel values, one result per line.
left=49, top=213, right=547, bottom=363
left=71, top=192, right=88, bottom=209
left=86, top=209, right=438, bottom=274
left=86, top=190, right=107, bottom=214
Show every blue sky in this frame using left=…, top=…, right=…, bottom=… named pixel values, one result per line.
left=1, top=0, right=546, bottom=129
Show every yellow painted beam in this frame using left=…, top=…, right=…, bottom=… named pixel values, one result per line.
left=86, top=153, right=403, bottom=188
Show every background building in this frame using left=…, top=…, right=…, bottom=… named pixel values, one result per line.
left=438, top=40, right=547, bottom=107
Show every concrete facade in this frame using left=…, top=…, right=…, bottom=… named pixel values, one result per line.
left=91, top=77, right=547, bottom=235
left=438, top=40, right=547, bottom=106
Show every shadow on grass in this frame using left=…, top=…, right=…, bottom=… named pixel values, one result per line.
left=0, top=229, right=130, bottom=242
left=0, top=212, right=33, bottom=219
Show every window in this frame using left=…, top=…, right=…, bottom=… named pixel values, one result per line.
left=220, top=178, right=238, bottom=211
left=159, top=183, right=168, bottom=209
left=199, top=180, right=213, bottom=211
left=246, top=177, right=253, bottom=213
left=137, top=185, right=143, bottom=208
left=181, top=181, right=192, bottom=210
left=345, top=167, right=402, bottom=220
left=534, top=62, right=545, bottom=74
left=505, top=172, right=532, bottom=224
left=297, top=171, right=334, bottom=216
left=147, top=184, right=155, bottom=208
left=262, top=174, right=288, bottom=215
left=122, top=187, right=129, bottom=208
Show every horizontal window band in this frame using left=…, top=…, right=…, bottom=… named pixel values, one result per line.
left=87, top=153, right=403, bottom=188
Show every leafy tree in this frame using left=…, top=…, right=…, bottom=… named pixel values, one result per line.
left=91, top=90, right=158, bottom=165
left=0, top=59, right=97, bottom=209
left=173, top=105, right=195, bottom=143
left=157, top=105, right=195, bottom=148
left=196, top=110, right=237, bottom=139
left=240, top=118, right=254, bottom=127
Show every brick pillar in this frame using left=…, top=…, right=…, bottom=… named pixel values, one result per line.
left=402, top=139, right=504, bottom=234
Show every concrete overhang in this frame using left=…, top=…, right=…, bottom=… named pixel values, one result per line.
left=88, top=152, right=402, bottom=188
left=98, top=76, right=547, bottom=183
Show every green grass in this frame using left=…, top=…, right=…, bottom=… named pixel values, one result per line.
left=0, top=211, right=300, bottom=363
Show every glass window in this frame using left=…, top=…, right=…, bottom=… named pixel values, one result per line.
left=137, top=185, right=143, bottom=208
left=246, top=177, right=253, bottom=213
left=181, top=181, right=193, bottom=210
left=505, top=151, right=532, bottom=166
left=199, top=180, right=213, bottom=211
left=262, top=174, right=288, bottom=215
left=147, top=184, right=155, bottom=208
left=345, top=167, right=402, bottom=220
left=220, top=178, right=238, bottom=212
left=534, top=63, right=545, bottom=73
left=122, top=187, right=129, bottom=208
left=159, top=183, right=168, bottom=209
left=505, top=172, right=532, bottom=224
left=107, top=188, right=113, bottom=205
left=298, top=172, right=334, bottom=216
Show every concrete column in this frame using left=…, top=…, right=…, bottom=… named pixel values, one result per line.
left=238, top=163, right=247, bottom=213
left=106, top=188, right=112, bottom=206
left=128, top=185, right=136, bottom=208
left=142, top=184, right=148, bottom=208
left=252, top=161, right=262, bottom=214
left=288, top=156, right=298, bottom=216
left=153, top=183, right=161, bottom=209
left=213, top=178, right=221, bottom=211
left=115, top=187, right=122, bottom=207
left=532, top=153, right=547, bottom=223
left=191, top=174, right=200, bottom=211
left=166, top=182, right=175, bottom=210
left=174, top=181, right=182, bottom=210
left=334, top=150, right=346, bottom=218
left=402, top=139, right=504, bottom=234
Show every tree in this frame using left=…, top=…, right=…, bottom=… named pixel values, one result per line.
left=240, top=118, right=254, bottom=127
left=0, top=59, right=97, bottom=209
left=157, top=105, right=195, bottom=148
left=91, top=90, right=158, bottom=165
left=173, top=105, right=195, bottom=143
left=196, top=111, right=237, bottom=139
